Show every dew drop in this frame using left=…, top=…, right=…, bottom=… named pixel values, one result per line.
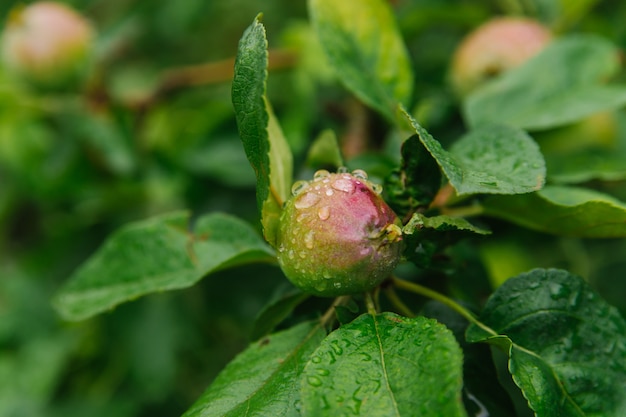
left=370, top=183, right=383, bottom=195
left=352, top=169, right=368, bottom=180
left=337, top=166, right=348, bottom=173
left=291, top=180, right=310, bottom=196
left=316, top=368, right=330, bottom=376
left=322, top=270, right=332, bottom=279
left=288, top=250, right=295, bottom=259
left=528, top=281, right=540, bottom=289
left=313, top=169, right=331, bottom=180
left=318, top=206, right=330, bottom=220
left=299, top=251, right=307, bottom=259
left=307, top=376, right=323, bottom=387
left=295, top=192, right=321, bottom=209
left=304, top=231, right=314, bottom=249
left=549, top=282, right=566, bottom=299
left=331, top=341, right=343, bottom=355
left=296, top=212, right=308, bottom=223
left=311, top=356, right=322, bottom=364
left=278, top=244, right=285, bottom=253
left=331, top=178, right=355, bottom=193
left=333, top=282, right=342, bottom=289
left=325, top=188, right=334, bottom=196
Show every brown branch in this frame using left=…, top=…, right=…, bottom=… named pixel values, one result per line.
left=129, top=48, right=298, bottom=111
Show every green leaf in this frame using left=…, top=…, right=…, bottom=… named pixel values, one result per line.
left=466, top=268, right=626, bottom=417
left=482, top=185, right=626, bottom=237
left=464, top=35, right=626, bottom=130
left=182, top=321, right=326, bottom=417
left=548, top=151, right=626, bottom=183
left=421, top=301, right=516, bottom=417
left=53, top=211, right=275, bottom=321
left=402, top=109, right=545, bottom=195
left=402, top=212, right=490, bottom=268
left=181, top=135, right=257, bottom=187
left=301, top=313, right=467, bottom=417
left=385, top=134, right=442, bottom=219
left=232, top=15, right=293, bottom=247
left=250, top=289, right=310, bottom=341
left=309, top=0, right=414, bottom=120
left=533, top=110, right=626, bottom=183
left=305, top=129, right=344, bottom=170
left=545, top=149, right=626, bottom=184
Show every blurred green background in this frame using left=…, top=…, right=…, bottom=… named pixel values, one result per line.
left=2, top=1, right=626, bottom=416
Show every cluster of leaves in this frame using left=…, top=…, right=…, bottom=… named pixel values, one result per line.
left=5, top=0, right=626, bottom=416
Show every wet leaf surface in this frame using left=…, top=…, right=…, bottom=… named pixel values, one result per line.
left=183, top=321, right=326, bottom=417
left=402, top=109, right=545, bottom=195
left=53, top=211, right=275, bottom=321
left=467, top=268, right=626, bottom=417
left=232, top=15, right=293, bottom=247
left=301, top=312, right=467, bottom=416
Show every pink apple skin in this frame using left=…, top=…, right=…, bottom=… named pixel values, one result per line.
left=450, top=17, right=552, bottom=97
left=277, top=169, right=403, bottom=297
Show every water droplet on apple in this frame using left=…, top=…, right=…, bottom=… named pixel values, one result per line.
left=295, top=192, right=321, bottom=209
left=317, top=206, right=330, bottom=220
left=313, top=169, right=330, bottom=180
left=304, top=231, right=314, bottom=249
left=331, top=178, right=354, bottom=193
left=352, top=169, right=368, bottom=180
left=291, top=180, right=309, bottom=196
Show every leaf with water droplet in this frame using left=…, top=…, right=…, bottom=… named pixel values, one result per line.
left=301, top=312, right=467, bottom=416
left=182, top=321, right=326, bottom=417
left=422, top=301, right=517, bottom=417
left=232, top=15, right=293, bottom=247
left=467, top=268, right=626, bottom=417
left=401, top=108, right=546, bottom=196
left=53, top=211, right=275, bottom=321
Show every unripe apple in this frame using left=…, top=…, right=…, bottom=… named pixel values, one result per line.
left=450, top=17, right=552, bottom=97
left=277, top=168, right=403, bottom=297
left=1, top=2, right=94, bottom=89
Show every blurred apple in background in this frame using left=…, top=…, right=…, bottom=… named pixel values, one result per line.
left=449, top=17, right=552, bottom=98
left=1, top=1, right=94, bottom=90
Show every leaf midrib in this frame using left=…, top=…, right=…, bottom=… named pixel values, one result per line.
left=372, top=314, right=401, bottom=417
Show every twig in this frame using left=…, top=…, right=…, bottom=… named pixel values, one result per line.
left=391, top=276, right=497, bottom=336
left=383, top=286, right=415, bottom=317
